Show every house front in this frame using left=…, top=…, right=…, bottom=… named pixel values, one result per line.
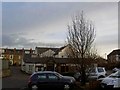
left=21, top=45, right=97, bottom=74
left=1, top=48, right=35, bottom=66
left=21, top=54, right=79, bottom=74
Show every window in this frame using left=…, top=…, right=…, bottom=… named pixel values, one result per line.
left=25, top=51, right=30, bottom=54
left=61, top=66, right=65, bottom=72
left=48, top=74, right=58, bottom=80
left=10, top=55, right=13, bottom=59
left=37, top=74, right=47, bottom=79
left=19, top=56, right=21, bottom=59
left=2, top=55, right=4, bottom=57
left=66, top=66, right=69, bottom=72
left=61, top=66, right=69, bottom=72
left=29, top=65, right=33, bottom=71
left=2, top=49, right=5, bottom=53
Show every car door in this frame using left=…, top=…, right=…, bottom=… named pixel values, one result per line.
left=47, top=73, right=62, bottom=89
left=37, top=73, right=48, bottom=88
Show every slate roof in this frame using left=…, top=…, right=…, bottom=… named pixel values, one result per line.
left=2, top=48, right=35, bottom=54
left=23, top=54, right=77, bottom=64
left=35, top=47, right=59, bottom=54
left=53, top=44, right=72, bottom=55
left=54, top=45, right=67, bottom=55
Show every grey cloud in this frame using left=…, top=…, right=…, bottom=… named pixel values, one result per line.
left=2, top=34, right=29, bottom=47
left=2, top=2, right=118, bottom=57
left=2, top=2, right=116, bottom=34
left=2, top=34, right=63, bottom=49
left=96, top=33, right=118, bottom=46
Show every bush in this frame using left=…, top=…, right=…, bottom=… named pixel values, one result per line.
left=88, top=80, right=101, bottom=90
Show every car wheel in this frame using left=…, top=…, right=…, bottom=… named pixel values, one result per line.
left=64, top=84, right=70, bottom=90
left=98, top=76, right=105, bottom=79
left=31, top=85, right=38, bottom=90
left=101, top=83, right=107, bottom=88
left=101, top=84, right=105, bottom=88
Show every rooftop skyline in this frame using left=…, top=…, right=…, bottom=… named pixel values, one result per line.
left=2, top=2, right=118, bottom=58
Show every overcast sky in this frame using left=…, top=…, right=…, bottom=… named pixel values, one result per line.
left=2, top=2, right=118, bottom=58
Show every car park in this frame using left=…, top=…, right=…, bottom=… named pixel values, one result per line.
left=27, top=71, right=76, bottom=90
left=101, top=70, right=120, bottom=88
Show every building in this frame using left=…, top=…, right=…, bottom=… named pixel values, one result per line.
left=1, top=48, right=35, bottom=65
left=21, top=45, right=96, bottom=74
left=21, top=54, right=78, bottom=74
left=21, top=45, right=79, bottom=74
left=35, top=44, right=74, bottom=58
left=54, top=44, right=74, bottom=58
left=107, top=49, right=120, bottom=63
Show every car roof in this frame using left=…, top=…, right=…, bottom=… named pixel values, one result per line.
left=30, top=71, right=58, bottom=77
left=32, top=71, right=57, bottom=75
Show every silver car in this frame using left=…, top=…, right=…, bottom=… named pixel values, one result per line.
left=88, top=67, right=106, bottom=80
left=101, top=70, right=120, bottom=88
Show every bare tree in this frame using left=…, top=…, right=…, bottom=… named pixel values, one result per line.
left=67, top=11, right=96, bottom=85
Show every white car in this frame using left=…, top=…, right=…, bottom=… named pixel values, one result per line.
left=113, top=67, right=120, bottom=72
left=101, top=70, right=120, bottom=88
left=88, top=67, right=106, bottom=80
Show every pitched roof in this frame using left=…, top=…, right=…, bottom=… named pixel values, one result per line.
left=108, top=49, right=120, bottom=56
left=35, top=47, right=59, bottom=54
left=54, top=45, right=70, bottom=55
left=2, top=48, right=35, bottom=54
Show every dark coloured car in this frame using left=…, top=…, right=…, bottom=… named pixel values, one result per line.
left=73, top=72, right=81, bottom=81
left=28, top=71, right=76, bottom=90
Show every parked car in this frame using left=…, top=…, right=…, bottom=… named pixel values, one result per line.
left=112, top=67, right=120, bottom=73
left=101, top=70, right=120, bottom=88
left=28, top=71, right=76, bottom=90
left=87, top=67, right=107, bottom=80
left=73, top=67, right=106, bottom=82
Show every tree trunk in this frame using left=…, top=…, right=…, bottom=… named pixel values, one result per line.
left=81, top=59, right=86, bottom=85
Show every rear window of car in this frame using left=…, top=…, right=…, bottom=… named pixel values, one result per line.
left=98, top=68, right=104, bottom=72
left=48, top=73, right=58, bottom=80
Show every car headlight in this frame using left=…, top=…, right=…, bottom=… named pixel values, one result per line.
left=70, top=79, right=73, bottom=83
